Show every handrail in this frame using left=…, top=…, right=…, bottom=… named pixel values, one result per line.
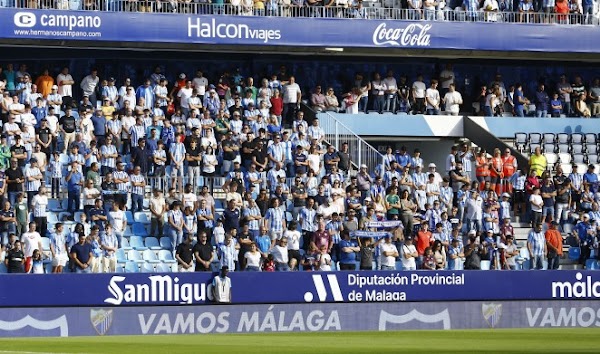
left=317, top=110, right=385, bottom=173
left=3, top=1, right=598, bottom=25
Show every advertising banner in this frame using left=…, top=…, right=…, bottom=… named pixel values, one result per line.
left=1, top=300, right=600, bottom=337
left=0, top=270, right=598, bottom=308
left=0, top=8, right=597, bottom=53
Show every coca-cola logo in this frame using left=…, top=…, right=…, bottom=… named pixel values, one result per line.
left=372, top=23, right=432, bottom=47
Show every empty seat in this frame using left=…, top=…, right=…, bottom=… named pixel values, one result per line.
left=134, top=212, right=151, bottom=224
left=545, top=153, right=558, bottom=166
left=158, top=250, right=177, bottom=264
left=132, top=223, right=149, bottom=237
left=585, top=133, right=598, bottom=144
left=568, top=247, right=581, bottom=261
left=116, top=249, right=127, bottom=263
left=125, top=211, right=134, bottom=224
left=124, top=261, right=140, bottom=273
left=123, top=225, right=134, bottom=237
left=160, top=237, right=173, bottom=251
left=514, top=132, right=528, bottom=152
left=130, top=236, right=148, bottom=251
left=572, top=154, right=585, bottom=164
left=74, top=211, right=84, bottom=223
left=47, top=212, right=59, bottom=224
left=143, top=249, right=161, bottom=264
left=571, top=144, right=584, bottom=155
left=557, top=143, right=570, bottom=154
left=142, top=262, right=156, bottom=273
left=557, top=133, right=570, bottom=144
left=576, top=163, right=587, bottom=174
left=588, top=154, right=599, bottom=164
left=48, top=199, right=65, bottom=212
left=529, top=143, right=541, bottom=154
left=543, top=133, right=555, bottom=144
left=145, top=237, right=161, bottom=250
left=543, top=143, right=555, bottom=154
left=558, top=153, right=571, bottom=164
left=571, top=133, right=584, bottom=144
left=586, top=144, right=598, bottom=154
left=561, top=163, right=573, bottom=174
left=156, top=263, right=172, bottom=273
left=529, top=133, right=542, bottom=145
left=127, top=249, right=145, bottom=263
left=121, top=238, right=132, bottom=251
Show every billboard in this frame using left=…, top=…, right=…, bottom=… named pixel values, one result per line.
left=1, top=301, right=600, bottom=337
left=0, top=271, right=598, bottom=308
left=1, top=8, right=598, bottom=53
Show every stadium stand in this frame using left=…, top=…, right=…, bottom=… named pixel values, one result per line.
left=2, top=60, right=600, bottom=275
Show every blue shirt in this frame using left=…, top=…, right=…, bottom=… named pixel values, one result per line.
left=91, top=115, right=107, bottom=136
left=575, top=221, right=593, bottom=243
left=339, top=239, right=358, bottom=264
left=514, top=89, right=524, bottom=108
left=256, top=235, right=271, bottom=253
left=67, top=171, right=83, bottom=193
left=527, top=230, right=546, bottom=256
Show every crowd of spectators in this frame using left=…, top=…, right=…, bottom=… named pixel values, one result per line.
left=2, top=0, right=599, bottom=24
left=0, top=62, right=598, bottom=274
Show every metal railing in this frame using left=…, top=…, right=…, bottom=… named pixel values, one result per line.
left=317, top=111, right=384, bottom=173
left=3, top=1, right=599, bottom=25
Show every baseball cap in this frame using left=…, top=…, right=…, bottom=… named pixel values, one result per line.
left=428, top=163, right=436, bottom=168
left=361, top=164, right=368, bottom=169
left=179, top=73, right=186, bottom=79
left=51, top=85, right=58, bottom=90
left=468, top=230, right=476, bottom=236
left=501, top=192, right=510, bottom=198
left=583, top=213, right=590, bottom=219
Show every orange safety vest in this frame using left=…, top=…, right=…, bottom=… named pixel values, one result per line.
left=490, top=156, right=503, bottom=177
left=502, top=155, right=517, bottom=178
left=476, top=156, right=490, bottom=177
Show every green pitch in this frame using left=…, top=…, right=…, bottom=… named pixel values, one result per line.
left=0, top=329, right=599, bottom=353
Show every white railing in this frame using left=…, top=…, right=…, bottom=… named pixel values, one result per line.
left=317, top=111, right=384, bottom=173
left=3, top=1, right=600, bottom=25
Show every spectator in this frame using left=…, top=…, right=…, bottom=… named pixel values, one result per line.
left=527, top=223, right=546, bottom=270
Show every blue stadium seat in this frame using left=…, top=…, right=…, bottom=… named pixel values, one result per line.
left=116, top=249, right=127, bottom=263
left=47, top=212, right=59, bottom=224
left=480, top=260, right=491, bottom=270
left=568, top=247, right=581, bottom=261
left=132, top=223, right=149, bottom=237
left=124, top=261, right=140, bottom=273
left=41, top=237, right=51, bottom=252
left=158, top=250, right=177, bottom=264
left=134, top=212, right=151, bottom=224
left=141, top=262, right=156, bottom=273
left=130, top=236, right=148, bottom=251
left=121, top=238, right=132, bottom=251
left=127, top=250, right=145, bottom=263
left=156, top=263, right=172, bottom=273
left=145, top=237, right=161, bottom=250
left=74, top=211, right=84, bottom=223
left=143, top=249, right=161, bottom=264
left=123, top=225, right=134, bottom=237
left=160, top=237, right=173, bottom=251
left=125, top=211, right=134, bottom=224
left=585, top=259, right=599, bottom=270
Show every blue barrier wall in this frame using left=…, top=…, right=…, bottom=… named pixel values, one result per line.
left=0, top=270, right=598, bottom=307
left=2, top=9, right=600, bottom=53
left=1, top=300, right=599, bottom=337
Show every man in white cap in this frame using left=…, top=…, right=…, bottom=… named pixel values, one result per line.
left=428, top=162, right=443, bottom=185
left=47, top=85, right=62, bottom=113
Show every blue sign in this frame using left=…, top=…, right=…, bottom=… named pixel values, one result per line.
left=0, top=270, right=598, bottom=308
left=0, top=8, right=598, bottom=53
left=1, top=300, right=600, bottom=337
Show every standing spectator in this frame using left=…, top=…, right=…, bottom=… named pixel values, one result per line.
left=212, top=266, right=232, bottom=303
left=101, top=224, right=119, bottom=273
left=108, top=202, right=127, bottom=250
left=218, top=233, right=239, bottom=271
left=545, top=221, right=563, bottom=270
left=80, top=68, right=100, bottom=107
left=49, top=223, right=67, bottom=273
left=379, top=235, right=399, bottom=270
left=31, top=186, right=48, bottom=238
left=150, top=189, right=166, bottom=238
left=168, top=201, right=185, bottom=252
left=527, top=223, right=546, bottom=270
left=540, top=176, right=556, bottom=223
left=338, top=231, right=359, bottom=270
left=129, top=166, right=145, bottom=214
left=401, top=236, right=418, bottom=270
left=21, top=222, right=42, bottom=273
left=425, top=80, right=441, bottom=115
left=56, top=67, right=74, bottom=99
left=529, top=187, right=544, bottom=226
left=4, top=240, right=25, bottom=273
left=175, top=235, right=195, bottom=273
left=282, top=76, right=301, bottom=128
left=24, top=158, right=43, bottom=209
left=66, top=161, right=83, bottom=214
left=70, top=233, right=93, bottom=274
left=193, top=231, right=214, bottom=272
left=574, top=214, right=594, bottom=266
left=534, top=83, right=550, bottom=117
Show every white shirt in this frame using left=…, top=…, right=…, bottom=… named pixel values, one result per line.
left=21, top=232, right=42, bottom=258
left=57, top=73, right=74, bottom=97
left=383, top=77, right=398, bottom=92
left=178, top=87, right=193, bottom=109
left=80, top=75, right=99, bottom=97
left=285, top=229, right=301, bottom=250
left=464, top=197, right=483, bottom=220
left=244, top=252, right=262, bottom=268
left=283, top=83, right=301, bottom=104
left=271, top=245, right=289, bottom=263
left=193, top=77, right=209, bottom=96
left=439, top=69, right=455, bottom=89
left=530, top=194, right=543, bottom=212
left=444, top=91, right=463, bottom=114
left=412, top=81, right=427, bottom=98
left=379, top=242, right=398, bottom=267
left=212, top=276, right=232, bottom=303
left=109, top=210, right=126, bottom=232
left=426, top=88, right=440, bottom=109
left=401, top=244, right=417, bottom=269
left=32, top=194, right=48, bottom=218
left=182, top=193, right=197, bottom=210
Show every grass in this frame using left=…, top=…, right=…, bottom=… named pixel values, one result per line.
left=1, top=329, right=600, bottom=353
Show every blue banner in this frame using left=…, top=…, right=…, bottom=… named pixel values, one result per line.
left=1, top=9, right=598, bottom=53
left=0, top=270, right=598, bottom=307
left=1, top=300, right=600, bottom=337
